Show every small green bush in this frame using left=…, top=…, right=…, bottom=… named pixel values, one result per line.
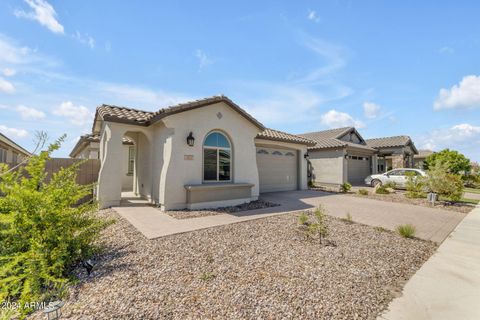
left=384, top=181, right=397, bottom=189
left=199, top=271, right=216, bottom=281
left=426, top=162, right=464, bottom=202
left=357, top=189, right=369, bottom=195
left=405, top=171, right=427, bottom=198
left=375, top=185, right=390, bottom=194
left=340, top=182, right=352, bottom=193
left=396, top=224, right=416, bottom=238
left=298, top=212, right=309, bottom=226
left=341, top=212, right=353, bottom=223
left=0, top=136, right=108, bottom=316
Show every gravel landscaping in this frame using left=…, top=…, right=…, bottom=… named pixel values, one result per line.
left=29, top=208, right=436, bottom=319
left=165, top=199, right=280, bottom=219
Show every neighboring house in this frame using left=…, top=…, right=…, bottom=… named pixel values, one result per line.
left=70, top=134, right=135, bottom=191
left=0, top=132, right=30, bottom=166
left=414, top=149, right=434, bottom=169
left=299, top=127, right=378, bottom=185
left=365, top=136, right=418, bottom=172
left=87, top=95, right=314, bottom=209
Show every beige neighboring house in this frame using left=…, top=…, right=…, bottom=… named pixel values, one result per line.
left=82, top=95, right=314, bottom=209
left=70, top=134, right=135, bottom=191
left=299, top=127, right=378, bottom=185
left=365, top=136, right=418, bottom=172
left=414, top=149, right=434, bottom=169
left=0, top=132, right=30, bottom=166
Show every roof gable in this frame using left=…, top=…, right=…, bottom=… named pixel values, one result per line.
left=365, top=135, right=418, bottom=154
left=298, top=127, right=373, bottom=151
left=92, top=95, right=265, bottom=133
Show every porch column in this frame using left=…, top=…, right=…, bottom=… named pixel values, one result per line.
left=372, top=154, right=378, bottom=174
left=97, top=123, right=125, bottom=208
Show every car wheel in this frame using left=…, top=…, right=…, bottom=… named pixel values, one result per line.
left=371, top=179, right=382, bottom=187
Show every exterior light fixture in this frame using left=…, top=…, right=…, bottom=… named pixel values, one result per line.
left=44, top=301, right=65, bottom=320
left=186, top=132, right=195, bottom=147
left=304, top=153, right=309, bottom=160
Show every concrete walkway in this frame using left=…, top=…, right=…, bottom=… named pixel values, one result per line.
left=114, top=190, right=465, bottom=242
left=379, top=205, right=480, bottom=320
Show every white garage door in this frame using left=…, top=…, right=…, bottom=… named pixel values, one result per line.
left=347, top=155, right=371, bottom=185
left=256, top=147, right=298, bottom=193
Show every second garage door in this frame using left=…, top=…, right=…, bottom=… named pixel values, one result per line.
left=256, top=147, right=298, bottom=193
left=347, top=155, right=371, bottom=185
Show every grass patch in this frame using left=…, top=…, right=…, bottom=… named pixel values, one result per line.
left=199, top=271, right=216, bottom=281
left=357, top=189, right=369, bottom=196
left=396, top=224, right=416, bottom=238
left=375, top=185, right=390, bottom=194
left=341, top=212, right=353, bottom=223
left=374, top=226, right=388, bottom=232
left=459, top=198, right=480, bottom=205
left=465, top=188, right=480, bottom=195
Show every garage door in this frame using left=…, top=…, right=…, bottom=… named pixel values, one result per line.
left=347, top=155, right=371, bottom=185
left=256, top=147, right=298, bottom=193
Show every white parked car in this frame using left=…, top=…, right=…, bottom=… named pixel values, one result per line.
left=364, top=168, right=427, bottom=188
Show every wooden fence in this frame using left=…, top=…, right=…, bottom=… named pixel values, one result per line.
left=44, top=158, right=101, bottom=185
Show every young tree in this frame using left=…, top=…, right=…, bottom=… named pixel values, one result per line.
left=0, top=136, right=107, bottom=316
left=426, top=162, right=464, bottom=202
left=424, top=149, right=471, bottom=175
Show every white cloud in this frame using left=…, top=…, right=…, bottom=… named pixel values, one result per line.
left=320, top=109, right=365, bottom=129
left=307, top=10, right=320, bottom=23
left=52, top=101, right=93, bottom=126
left=195, top=49, right=213, bottom=72
left=73, top=31, right=95, bottom=49
left=434, top=75, right=480, bottom=110
left=0, top=125, right=28, bottom=138
left=16, top=105, right=46, bottom=120
left=363, top=101, right=381, bottom=119
left=2, top=68, right=16, bottom=77
left=0, top=35, right=33, bottom=65
left=14, top=0, right=64, bottom=34
left=439, top=46, right=454, bottom=54
left=296, top=35, right=348, bottom=83
left=418, top=123, right=480, bottom=155
left=0, top=77, right=15, bottom=93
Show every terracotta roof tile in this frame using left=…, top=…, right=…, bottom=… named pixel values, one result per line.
left=256, top=129, right=316, bottom=146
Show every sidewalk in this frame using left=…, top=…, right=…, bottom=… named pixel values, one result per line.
left=379, top=205, right=480, bottom=320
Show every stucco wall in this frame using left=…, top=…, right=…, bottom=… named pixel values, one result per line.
left=157, top=101, right=261, bottom=210
left=308, top=149, right=346, bottom=185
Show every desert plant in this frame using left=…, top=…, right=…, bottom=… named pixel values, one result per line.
left=357, top=189, right=369, bottom=195
left=405, top=171, right=427, bottom=198
left=342, top=212, right=353, bottom=223
left=0, top=136, right=108, bottom=316
left=199, top=271, right=216, bottom=281
left=375, top=185, right=390, bottom=194
left=340, top=182, right=352, bottom=193
left=306, top=206, right=329, bottom=244
left=426, top=162, right=464, bottom=202
left=396, top=224, right=416, bottom=238
left=298, top=212, right=309, bottom=226
left=384, top=181, right=397, bottom=189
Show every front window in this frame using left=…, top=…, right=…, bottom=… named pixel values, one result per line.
left=203, top=131, right=231, bottom=181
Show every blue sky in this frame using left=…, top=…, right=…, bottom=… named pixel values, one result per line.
left=0, top=0, right=479, bottom=160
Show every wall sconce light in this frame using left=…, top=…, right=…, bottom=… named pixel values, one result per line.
left=304, top=153, right=309, bottom=160
left=186, top=132, right=195, bottom=147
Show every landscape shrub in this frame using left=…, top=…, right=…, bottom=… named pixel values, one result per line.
left=299, top=207, right=329, bottom=244
left=298, top=212, right=309, bottom=226
left=384, top=181, right=397, bottom=189
left=375, top=185, right=390, bottom=194
left=426, top=162, right=464, bottom=202
left=341, top=212, right=353, bottom=223
left=340, top=182, right=352, bottom=193
left=0, top=136, right=108, bottom=317
left=405, top=171, right=427, bottom=198
left=357, top=189, right=369, bottom=196
left=396, top=224, right=416, bottom=238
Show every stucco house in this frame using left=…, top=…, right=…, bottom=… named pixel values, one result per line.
left=414, top=149, right=434, bottom=169
left=299, top=127, right=378, bottom=185
left=70, top=134, right=135, bottom=191
left=89, top=95, right=314, bottom=209
left=0, top=132, right=30, bottom=165
left=298, top=128, right=419, bottom=186
left=365, top=136, right=418, bottom=172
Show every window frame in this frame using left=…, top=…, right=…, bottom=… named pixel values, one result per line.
left=203, top=131, right=232, bottom=183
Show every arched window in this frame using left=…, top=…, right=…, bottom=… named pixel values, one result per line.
left=203, top=131, right=231, bottom=181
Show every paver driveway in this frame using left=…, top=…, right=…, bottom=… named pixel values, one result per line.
left=116, top=190, right=465, bottom=243
left=260, top=190, right=466, bottom=243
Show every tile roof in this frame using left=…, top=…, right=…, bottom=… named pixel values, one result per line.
left=298, top=127, right=375, bottom=151
left=0, top=132, right=31, bottom=156
left=256, top=129, right=316, bottom=146
left=94, top=95, right=265, bottom=130
left=69, top=134, right=133, bottom=158
left=365, top=135, right=411, bottom=148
